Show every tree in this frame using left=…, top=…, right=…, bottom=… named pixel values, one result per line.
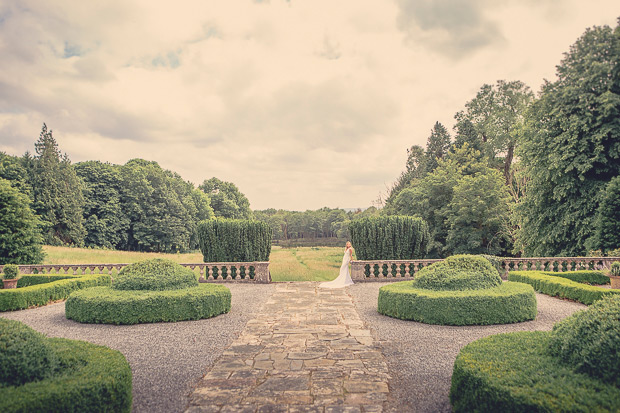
left=455, top=80, right=534, bottom=184
left=30, top=124, right=85, bottom=246
left=516, top=21, right=620, bottom=256
left=591, top=176, right=620, bottom=253
left=0, top=178, right=45, bottom=264
left=0, top=152, right=32, bottom=197
left=425, top=121, right=451, bottom=173
left=199, top=177, right=252, bottom=220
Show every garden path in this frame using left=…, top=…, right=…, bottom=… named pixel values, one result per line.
left=186, top=283, right=389, bottom=412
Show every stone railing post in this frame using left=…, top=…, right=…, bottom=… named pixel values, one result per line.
left=253, top=262, right=271, bottom=283
left=351, top=261, right=365, bottom=281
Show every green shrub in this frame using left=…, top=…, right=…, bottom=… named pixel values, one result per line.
left=611, top=262, right=620, bottom=277
left=509, top=271, right=620, bottom=305
left=548, top=295, right=620, bottom=386
left=113, top=259, right=197, bottom=291
left=348, top=216, right=429, bottom=260
left=0, top=274, right=111, bottom=312
left=16, top=274, right=81, bottom=288
left=0, top=319, right=57, bottom=387
left=479, top=254, right=502, bottom=276
left=66, top=284, right=231, bottom=325
left=0, top=336, right=132, bottom=412
left=2, top=264, right=19, bottom=279
left=412, top=255, right=501, bottom=291
left=197, top=219, right=272, bottom=262
left=378, top=281, right=536, bottom=325
left=450, top=331, right=620, bottom=412
left=538, top=270, right=610, bottom=285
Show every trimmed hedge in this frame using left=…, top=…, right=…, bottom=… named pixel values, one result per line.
left=539, top=270, right=610, bottom=285
left=0, top=334, right=132, bottom=412
left=0, top=274, right=111, bottom=312
left=348, top=216, right=429, bottom=260
left=65, top=284, right=231, bottom=325
left=16, top=274, right=81, bottom=288
left=412, top=255, right=501, bottom=291
left=378, top=281, right=537, bottom=325
left=198, top=219, right=272, bottom=262
left=0, top=319, right=57, bottom=387
left=113, top=259, right=198, bottom=291
left=548, top=295, right=620, bottom=386
left=509, top=271, right=620, bottom=305
left=450, top=331, right=620, bottom=412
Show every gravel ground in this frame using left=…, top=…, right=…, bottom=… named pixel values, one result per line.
left=0, top=283, right=275, bottom=413
left=348, top=282, right=587, bottom=413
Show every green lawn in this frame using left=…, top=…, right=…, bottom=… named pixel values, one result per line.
left=42, top=246, right=346, bottom=282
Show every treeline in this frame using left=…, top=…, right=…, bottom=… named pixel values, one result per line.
left=253, top=207, right=379, bottom=241
left=0, top=125, right=253, bottom=257
left=384, top=19, right=620, bottom=258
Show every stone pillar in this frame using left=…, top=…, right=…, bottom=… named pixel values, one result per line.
left=351, top=261, right=365, bottom=282
left=253, top=262, right=271, bottom=283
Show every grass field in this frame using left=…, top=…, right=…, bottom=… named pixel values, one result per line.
left=42, top=246, right=347, bottom=282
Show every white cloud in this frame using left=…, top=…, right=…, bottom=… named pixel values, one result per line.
left=0, top=0, right=618, bottom=210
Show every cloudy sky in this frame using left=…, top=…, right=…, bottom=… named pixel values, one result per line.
left=0, top=1, right=617, bottom=211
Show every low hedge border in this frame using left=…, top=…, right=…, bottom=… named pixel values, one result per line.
left=538, top=270, right=610, bottom=285
left=450, top=331, right=620, bottom=412
left=0, top=274, right=111, bottom=312
left=509, top=271, right=619, bottom=305
left=378, top=281, right=537, bottom=325
left=0, top=336, right=132, bottom=412
left=65, top=284, right=231, bottom=325
left=16, top=274, right=83, bottom=288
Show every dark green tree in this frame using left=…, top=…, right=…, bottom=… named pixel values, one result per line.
left=0, top=152, right=32, bottom=197
left=425, top=121, right=451, bottom=173
left=591, top=176, right=620, bottom=253
left=199, top=177, right=252, bottom=220
left=0, top=178, right=45, bottom=264
left=516, top=21, right=620, bottom=256
left=30, top=124, right=85, bottom=246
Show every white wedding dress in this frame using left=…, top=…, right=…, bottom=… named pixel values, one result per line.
left=320, top=248, right=354, bottom=288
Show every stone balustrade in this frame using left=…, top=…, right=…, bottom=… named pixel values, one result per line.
left=0, top=262, right=271, bottom=284
left=351, top=257, right=620, bottom=282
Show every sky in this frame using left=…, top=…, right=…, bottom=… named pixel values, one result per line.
left=0, top=1, right=618, bottom=211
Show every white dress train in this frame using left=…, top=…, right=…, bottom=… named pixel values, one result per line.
left=320, top=248, right=354, bottom=288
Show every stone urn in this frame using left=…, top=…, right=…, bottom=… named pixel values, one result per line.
left=2, top=278, right=19, bottom=289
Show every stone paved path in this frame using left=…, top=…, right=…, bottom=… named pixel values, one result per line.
left=186, top=283, right=390, bottom=412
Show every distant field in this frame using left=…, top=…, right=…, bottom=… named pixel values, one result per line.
left=42, top=246, right=347, bottom=282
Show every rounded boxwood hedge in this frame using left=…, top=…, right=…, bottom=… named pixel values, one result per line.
left=65, top=284, right=231, bottom=325
left=113, top=258, right=198, bottom=291
left=548, top=295, right=620, bottom=386
left=450, top=330, right=620, bottom=411
left=0, top=320, right=132, bottom=412
left=379, top=255, right=537, bottom=325
left=378, top=281, right=537, bottom=325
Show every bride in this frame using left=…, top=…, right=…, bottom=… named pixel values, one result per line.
left=320, top=241, right=354, bottom=288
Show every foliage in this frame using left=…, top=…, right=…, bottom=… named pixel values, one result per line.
left=0, top=336, right=132, bottom=413
left=425, top=121, right=451, bottom=173
left=112, top=258, right=198, bottom=291
left=348, top=216, right=429, bottom=260
left=197, top=219, right=272, bottom=262
left=0, top=179, right=44, bottom=265
left=65, top=284, right=231, bottom=325
left=199, top=177, right=252, bottom=220
left=0, top=274, right=110, bottom=312
left=508, top=271, right=620, bottom=305
left=0, top=318, right=57, bottom=387
left=611, top=262, right=620, bottom=277
left=450, top=331, right=620, bottom=412
left=30, top=124, right=86, bottom=246
left=412, top=255, right=501, bottom=291
left=516, top=22, right=620, bottom=256
left=0, top=152, right=32, bottom=197
left=16, top=274, right=81, bottom=287
left=378, top=281, right=536, bottom=325
left=592, top=176, right=620, bottom=253
left=254, top=207, right=359, bottom=240
left=548, top=295, right=620, bottom=386
left=537, top=270, right=610, bottom=285
left=2, top=264, right=19, bottom=279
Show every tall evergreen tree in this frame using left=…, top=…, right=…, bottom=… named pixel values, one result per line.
left=591, top=176, right=620, bottom=253
left=425, top=121, right=451, bottom=173
left=30, top=124, right=85, bottom=245
left=516, top=21, right=620, bottom=256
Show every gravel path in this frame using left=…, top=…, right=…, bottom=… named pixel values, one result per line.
left=347, top=283, right=587, bottom=413
left=0, top=283, right=275, bottom=413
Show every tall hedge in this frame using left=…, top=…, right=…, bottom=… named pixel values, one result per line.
left=348, top=216, right=429, bottom=260
left=197, top=219, right=272, bottom=262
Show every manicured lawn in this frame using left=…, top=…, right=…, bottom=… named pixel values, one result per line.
left=42, top=246, right=346, bottom=282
